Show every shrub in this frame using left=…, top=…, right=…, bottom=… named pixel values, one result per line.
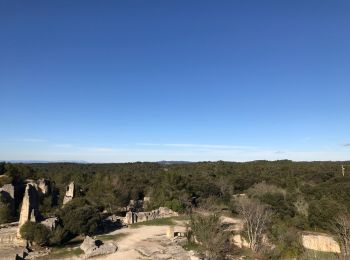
left=20, top=222, right=50, bottom=245
left=60, top=198, right=100, bottom=236
left=164, top=199, right=185, bottom=213
left=189, top=214, right=233, bottom=259
left=0, top=195, right=12, bottom=224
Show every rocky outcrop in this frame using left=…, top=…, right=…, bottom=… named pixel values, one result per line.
left=37, top=179, right=50, bottom=195
left=124, top=207, right=178, bottom=225
left=62, top=182, right=75, bottom=206
left=126, top=199, right=144, bottom=212
left=40, top=217, right=58, bottom=231
left=80, top=236, right=117, bottom=259
left=232, top=234, right=250, bottom=248
left=302, top=232, right=341, bottom=253
left=17, top=184, right=40, bottom=237
left=0, top=184, right=15, bottom=214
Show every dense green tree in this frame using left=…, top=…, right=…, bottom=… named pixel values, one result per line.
left=60, top=198, right=100, bottom=236
left=309, top=198, right=345, bottom=231
left=20, top=222, right=50, bottom=245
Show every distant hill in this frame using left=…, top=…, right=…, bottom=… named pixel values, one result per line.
left=157, top=161, right=192, bottom=165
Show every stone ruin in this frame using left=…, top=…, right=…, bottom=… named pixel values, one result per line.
left=62, top=181, right=75, bottom=206
left=17, top=183, right=41, bottom=237
left=124, top=207, right=178, bottom=225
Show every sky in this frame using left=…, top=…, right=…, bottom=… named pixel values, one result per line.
left=0, top=0, right=350, bottom=162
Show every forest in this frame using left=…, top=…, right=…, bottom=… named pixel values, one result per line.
left=0, top=160, right=349, bottom=258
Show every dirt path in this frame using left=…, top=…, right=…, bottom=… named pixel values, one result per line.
left=96, top=223, right=192, bottom=260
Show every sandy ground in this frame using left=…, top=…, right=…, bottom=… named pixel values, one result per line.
left=96, top=221, right=192, bottom=259
left=0, top=216, right=242, bottom=259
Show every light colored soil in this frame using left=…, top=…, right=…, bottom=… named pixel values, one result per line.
left=95, top=223, right=190, bottom=259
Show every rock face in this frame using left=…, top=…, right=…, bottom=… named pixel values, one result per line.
left=40, top=217, right=58, bottom=231
left=124, top=207, right=178, bottom=225
left=0, top=184, right=15, bottom=214
left=80, top=236, right=117, bottom=259
left=232, top=234, right=250, bottom=248
left=37, top=179, right=50, bottom=195
left=126, top=199, right=144, bottom=212
left=17, top=183, right=40, bottom=237
left=302, top=232, right=341, bottom=253
left=62, top=181, right=75, bottom=206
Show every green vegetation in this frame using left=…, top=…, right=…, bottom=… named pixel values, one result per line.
left=189, top=214, right=233, bottom=259
left=301, top=249, right=339, bottom=260
left=96, top=233, right=128, bottom=241
left=20, top=222, right=50, bottom=245
left=38, top=246, right=83, bottom=259
left=59, top=198, right=100, bottom=236
left=183, top=241, right=200, bottom=251
left=130, top=217, right=175, bottom=228
left=0, top=160, right=349, bottom=257
left=0, top=194, right=12, bottom=224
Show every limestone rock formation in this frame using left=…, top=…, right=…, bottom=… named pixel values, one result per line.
left=80, top=236, right=117, bottom=259
left=17, top=183, right=40, bottom=237
left=302, top=232, right=341, bottom=253
left=40, top=217, right=58, bottom=231
left=37, top=179, right=50, bottom=195
left=62, top=181, right=75, bottom=206
left=0, top=183, right=15, bottom=214
left=126, top=199, right=144, bottom=212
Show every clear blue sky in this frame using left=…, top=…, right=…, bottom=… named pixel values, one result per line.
left=1, top=0, right=349, bottom=162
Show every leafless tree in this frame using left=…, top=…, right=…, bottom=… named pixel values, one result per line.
left=236, top=196, right=272, bottom=252
left=333, top=214, right=350, bottom=258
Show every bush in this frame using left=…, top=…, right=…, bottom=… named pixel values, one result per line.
left=164, top=199, right=185, bottom=213
left=309, top=198, right=344, bottom=231
left=189, top=214, right=233, bottom=259
left=49, top=225, right=72, bottom=245
left=20, top=222, right=50, bottom=245
left=60, top=198, right=100, bottom=236
left=0, top=195, right=12, bottom=224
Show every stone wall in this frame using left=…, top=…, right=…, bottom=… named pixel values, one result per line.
left=124, top=207, right=178, bottom=225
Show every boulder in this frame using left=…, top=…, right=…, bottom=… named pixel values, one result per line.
left=80, top=236, right=117, bottom=259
